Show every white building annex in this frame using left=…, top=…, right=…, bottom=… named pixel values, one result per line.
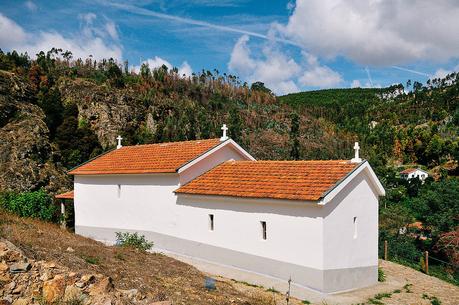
left=62, top=129, right=385, bottom=293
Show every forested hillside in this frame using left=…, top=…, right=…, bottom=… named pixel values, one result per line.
left=280, top=74, right=459, bottom=285
left=0, top=48, right=458, bottom=284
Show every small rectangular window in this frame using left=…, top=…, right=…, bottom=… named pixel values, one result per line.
left=261, top=221, right=267, bottom=240
left=117, top=184, right=121, bottom=198
left=209, top=214, right=214, bottom=231
left=353, top=217, right=358, bottom=239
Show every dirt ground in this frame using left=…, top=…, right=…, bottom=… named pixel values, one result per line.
left=1, top=211, right=457, bottom=305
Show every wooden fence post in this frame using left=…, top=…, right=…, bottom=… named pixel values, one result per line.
left=425, top=251, right=429, bottom=274
left=384, top=240, right=388, bottom=260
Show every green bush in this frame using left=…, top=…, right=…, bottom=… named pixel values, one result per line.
left=0, top=189, right=58, bottom=222
left=115, top=232, right=153, bottom=251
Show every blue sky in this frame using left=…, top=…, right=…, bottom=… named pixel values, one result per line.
left=1, top=0, right=459, bottom=95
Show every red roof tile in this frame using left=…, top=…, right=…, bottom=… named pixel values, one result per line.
left=400, top=168, right=417, bottom=174
left=175, top=160, right=358, bottom=201
left=55, top=190, right=74, bottom=199
left=68, top=139, right=221, bottom=175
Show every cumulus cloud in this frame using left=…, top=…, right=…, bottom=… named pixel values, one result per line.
left=277, top=0, right=459, bottom=66
left=229, top=35, right=342, bottom=94
left=133, top=56, right=193, bottom=77
left=0, top=12, right=122, bottom=61
left=351, top=80, right=361, bottom=88
left=25, top=1, right=37, bottom=11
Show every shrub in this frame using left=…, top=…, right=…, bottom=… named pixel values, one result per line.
left=0, top=189, right=58, bottom=222
left=115, top=232, right=153, bottom=251
left=378, top=267, right=386, bottom=282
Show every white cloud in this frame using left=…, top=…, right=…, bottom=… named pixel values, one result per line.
left=0, top=13, right=27, bottom=47
left=25, top=1, right=37, bottom=11
left=299, top=53, right=343, bottom=87
left=351, top=80, right=361, bottom=88
left=431, top=68, right=451, bottom=80
left=278, top=0, right=459, bottom=66
left=105, top=21, right=119, bottom=41
left=229, top=35, right=342, bottom=94
left=0, top=12, right=122, bottom=61
left=133, top=56, right=193, bottom=77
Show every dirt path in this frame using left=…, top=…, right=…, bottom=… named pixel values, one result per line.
left=213, top=260, right=459, bottom=305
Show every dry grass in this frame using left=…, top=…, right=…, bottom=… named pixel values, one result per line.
left=0, top=210, right=276, bottom=305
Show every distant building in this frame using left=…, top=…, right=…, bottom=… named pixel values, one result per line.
left=400, top=168, right=429, bottom=181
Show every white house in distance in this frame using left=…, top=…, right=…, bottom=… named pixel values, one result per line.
left=61, top=127, right=385, bottom=293
left=400, top=168, right=429, bottom=181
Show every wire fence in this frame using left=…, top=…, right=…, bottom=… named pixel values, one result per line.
left=381, top=240, right=459, bottom=285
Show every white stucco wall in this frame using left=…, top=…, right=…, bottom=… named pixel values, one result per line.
left=74, top=174, right=180, bottom=235
left=175, top=196, right=324, bottom=269
left=322, top=171, right=379, bottom=270
left=178, top=142, right=252, bottom=185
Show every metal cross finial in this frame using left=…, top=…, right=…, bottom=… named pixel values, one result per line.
left=116, top=135, right=123, bottom=149
left=220, top=124, right=229, bottom=141
left=351, top=141, right=362, bottom=163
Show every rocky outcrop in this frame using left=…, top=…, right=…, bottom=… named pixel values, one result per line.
left=59, top=78, right=149, bottom=148
left=0, top=239, right=170, bottom=305
left=0, top=71, right=71, bottom=193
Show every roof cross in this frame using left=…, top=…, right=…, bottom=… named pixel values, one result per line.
left=116, top=135, right=123, bottom=149
left=351, top=142, right=362, bottom=163
left=220, top=124, right=229, bottom=141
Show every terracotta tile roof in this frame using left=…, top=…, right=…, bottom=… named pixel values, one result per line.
left=68, top=139, right=221, bottom=175
left=176, top=160, right=358, bottom=201
left=55, top=190, right=74, bottom=199
left=400, top=168, right=418, bottom=174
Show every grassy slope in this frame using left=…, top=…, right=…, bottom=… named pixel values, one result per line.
left=0, top=210, right=275, bottom=305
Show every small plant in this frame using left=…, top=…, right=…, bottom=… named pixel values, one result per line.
left=422, top=294, right=442, bottom=305
left=266, top=287, right=280, bottom=293
left=378, top=267, right=386, bottom=282
left=431, top=297, right=441, bottom=305
left=114, top=252, right=125, bottom=260
left=403, top=283, right=412, bottom=293
left=115, top=232, right=153, bottom=251
left=302, top=300, right=311, bottom=304
left=374, top=292, right=392, bottom=300
left=367, top=298, right=384, bottom=305
left=82, top=255, right=99, bottom=265
left=392, top=289, right=401, bottom=293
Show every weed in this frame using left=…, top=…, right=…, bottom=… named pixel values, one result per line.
left=114, top=252, right=125, bottom=260
left=367, top=298, right=384, bottom=305
left=378, top=267, right=386, bottom=282
left=392, top=289, right=401, bottom=294
left=82, top=255, right=99, bottom=265
left=374, top=292, right=392, bottom=300
left=266, top=287, right=280, bottom=293
left=403, top=283, right=412, bottom=293
left=301, top=300, right=311, bottom=304
left=115, top=232, right=153, bottom=251
left=431, top=297, right=441, bottom=305
left=422, top=294, right=442, bottom=305
left=231, top=279, right=263, bottom=288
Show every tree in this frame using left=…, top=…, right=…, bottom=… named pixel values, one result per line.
left=289, top=112, right=301, bottom=160
left=250, top=81, right=272, bottom=94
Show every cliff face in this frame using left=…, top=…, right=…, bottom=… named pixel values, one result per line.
left=59, top=78, right=148, bottom=149
left=0, top=71, right=71, bottom=193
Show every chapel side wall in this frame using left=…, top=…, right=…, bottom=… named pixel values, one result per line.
left=179, top=144, right=251, bottom=185
left=321, top=171, right=379, bottom=292
left=74, top=174, right=180, bottom=242
left=173, top=195, right=325, bottom=289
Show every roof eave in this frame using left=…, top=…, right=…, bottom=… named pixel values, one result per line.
left=319, top=160, right=385, bottom=205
